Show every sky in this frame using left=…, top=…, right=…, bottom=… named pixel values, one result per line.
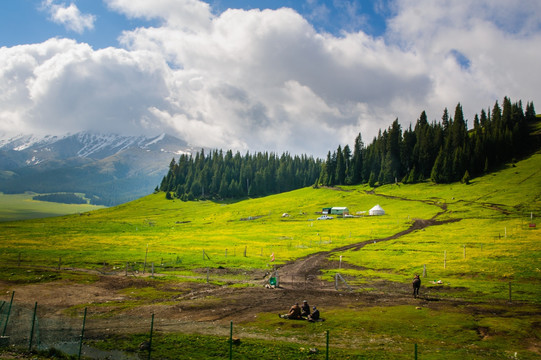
left=1, top=0, right=540, bottom=157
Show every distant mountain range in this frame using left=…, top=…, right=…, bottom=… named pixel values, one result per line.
left=0, top=132, right=194, bottom=205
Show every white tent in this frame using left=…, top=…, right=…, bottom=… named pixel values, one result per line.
left=369, top=204, right=385, bottom=216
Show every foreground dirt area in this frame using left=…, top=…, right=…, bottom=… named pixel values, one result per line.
left=0, top=253, right=412, bottom=337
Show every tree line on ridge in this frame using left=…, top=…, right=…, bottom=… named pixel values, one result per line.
left=159, top=151, right=321, bottom=201
left=159, top=97, right=537, bottom=200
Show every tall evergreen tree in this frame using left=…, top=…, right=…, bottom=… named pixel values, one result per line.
left=351, top=133, right=364, bottom=184
left=343, top=144, right=352, bottom=184
left=336, top=145, right=346, bottom=185
left=442, top=108, right=450, bottom=136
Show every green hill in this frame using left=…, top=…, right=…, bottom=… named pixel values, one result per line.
left=0, top=192, right=105, bottom=222
left=0, top=151, right=540, bottom=359
left=2, top=151, right=538, bottom=273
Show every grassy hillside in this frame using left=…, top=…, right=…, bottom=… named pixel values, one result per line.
left=1, top=153, right=538, bottom=277
left=0, top=182, right=438, bottom=271
left=0, top=192, right=105, bottom=222
left=0, top=151, right=540, bottom=359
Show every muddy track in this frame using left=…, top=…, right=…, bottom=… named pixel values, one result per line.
left=277, top=207, right=459, bottom=284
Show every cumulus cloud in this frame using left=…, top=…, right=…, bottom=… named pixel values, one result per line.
left=41, top=0, right=96, bottom=33
left=106, top=0, right=212, bottom=31
left=386, top=0, right=541, bottom=120
left=113, top=5, right=433, bottom=153
left=0, top=39, right=170, bottom=135
left=1, top=0, right=540, bottom=156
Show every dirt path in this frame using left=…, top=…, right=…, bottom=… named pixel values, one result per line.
left=277, top=216, right=459, bottom=284
left=0, top=203, right=463, bottom=341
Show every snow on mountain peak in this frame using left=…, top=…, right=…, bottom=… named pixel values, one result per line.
left=144, top=133, right=166, bottom=147
left=0, top=134, right=59, bottom=151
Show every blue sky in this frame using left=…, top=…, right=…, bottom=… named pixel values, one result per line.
left=0, top=0, right=156, bottom=48
left=1, top=0, right=540, bottom=156
left=0, top=0, right=388, bottom=48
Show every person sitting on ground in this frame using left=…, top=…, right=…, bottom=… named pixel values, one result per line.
left=301, top=300, right=311, bottom=318
left=279, top=302, right=302, bottom=319
left=307, top=306, right=320, bottom=322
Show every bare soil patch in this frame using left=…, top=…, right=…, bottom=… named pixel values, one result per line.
left=1, top=213, right=451, bottom=329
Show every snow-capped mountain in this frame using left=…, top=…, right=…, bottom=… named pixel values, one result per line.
left=0, top=132, right=193, bottom=205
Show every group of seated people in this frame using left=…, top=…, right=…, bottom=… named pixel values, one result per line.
left=279, top=300, right=321, bottom=322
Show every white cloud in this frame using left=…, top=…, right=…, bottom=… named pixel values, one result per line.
left=105, top=0, right=212, bottom=31
left=41, top=0, right=96, bottom=34
left=2, top=0, right=540, bottom=157
left=114, top=5, right=432, bottom=153
left=386, top=0, right=541, bottom=121
left=0, top=38, right=170, bottom=135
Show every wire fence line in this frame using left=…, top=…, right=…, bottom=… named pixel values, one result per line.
left=0, top=263, right=379, bottom=360
left=0, top=296, right=347, bottom=360
left=1, top=301, right=424, bottom=360
left=0, top=270, right=526, bottom=359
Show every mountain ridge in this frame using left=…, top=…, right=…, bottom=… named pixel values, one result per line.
left=0, top=131, right=193, bottom=205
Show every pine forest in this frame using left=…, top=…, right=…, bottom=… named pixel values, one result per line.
left=160, top=97, right=537, bottom=200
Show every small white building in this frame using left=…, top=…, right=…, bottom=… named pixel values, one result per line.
left=330, top=207, right=349, bottom=215
left=369, top=204, right=385, bottom=216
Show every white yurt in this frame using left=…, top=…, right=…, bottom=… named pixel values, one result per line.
left=369, top=204, right=385, bottom=216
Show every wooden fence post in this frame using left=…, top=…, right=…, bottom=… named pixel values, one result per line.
left=229, top=321, right=233, bottom=360
left=147, top=313, right=154, bottom=360
left=2, top=291, right=15, bottom=336
left=143, top=244, right=148, bottom=274
left=326, top=330, right=330, bottom=360
left=28, top=302, right=37, bottom=351
left=78, top=307, right=87, bottom=360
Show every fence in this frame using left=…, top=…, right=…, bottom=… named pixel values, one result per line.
left=1, top=298, right=422, bottom=360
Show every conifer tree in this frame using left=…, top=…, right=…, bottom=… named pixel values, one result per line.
left=442, top=108, right=450, bottom=136
left=336, top=145, right=346, bottom=185
left=351, top=133, right=364, bottom=184
left=343, top=144, right=352, bottom=184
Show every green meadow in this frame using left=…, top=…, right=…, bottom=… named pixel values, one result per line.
left=0, top=152, right=540, bottom=359
left=0, top=185, right=431, bottom=270
left=0, top=192, right=105, bottom=222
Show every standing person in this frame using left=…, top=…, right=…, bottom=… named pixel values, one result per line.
left=301, top=300, right=311, bottom=318
left=307, top=306, right=320, bottom=322
left=412, top=274, right=421, bottom=298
